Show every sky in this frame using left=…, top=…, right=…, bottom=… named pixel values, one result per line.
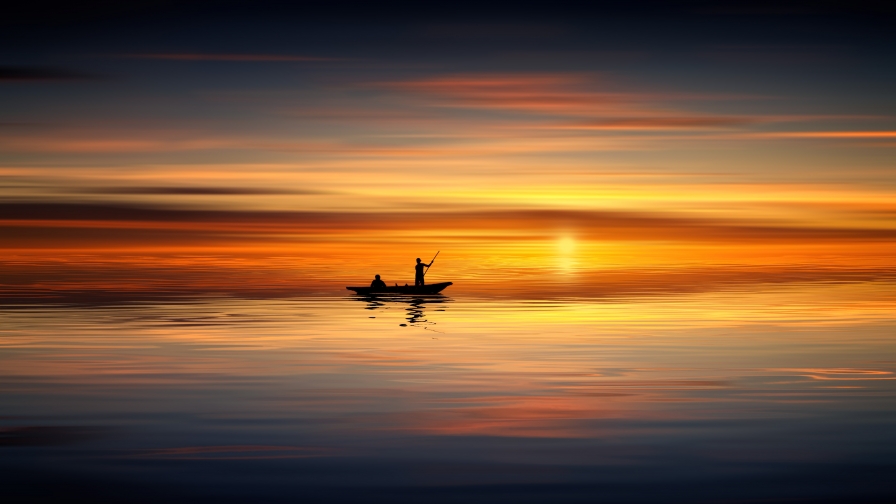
left=2, top=1, right=896, bottom=299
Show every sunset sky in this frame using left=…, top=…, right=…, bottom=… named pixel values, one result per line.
left=3, top=2, right=896, bottom=299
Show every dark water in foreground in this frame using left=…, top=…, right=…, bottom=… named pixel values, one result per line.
left=2, top=283, right=896, bottom=502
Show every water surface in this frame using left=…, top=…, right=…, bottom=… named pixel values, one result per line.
left=2, top=282, right=895, bottom=502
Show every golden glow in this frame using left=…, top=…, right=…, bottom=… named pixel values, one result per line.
left=2, top=71, right=895, bottom=299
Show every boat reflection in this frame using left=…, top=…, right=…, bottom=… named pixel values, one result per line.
left=351, top=294, right=452, bottom=327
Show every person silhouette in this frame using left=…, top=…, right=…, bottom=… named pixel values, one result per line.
left=414, top=258, right=431, bottom=287
left=370, top=274, right=387, bottom=291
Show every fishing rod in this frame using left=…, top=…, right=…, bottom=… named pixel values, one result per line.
left=423, top=250, right=440, bottom=277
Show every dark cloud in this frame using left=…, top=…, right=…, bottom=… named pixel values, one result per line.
left=3, top=202, right=896, bottom=244
left=0, top=66, right=97, bottom=82
left=121, top=53, right=333, bottom=62
left=82, top=186, right=324, bottom=196
left=0, top=425, right=103, bottom=446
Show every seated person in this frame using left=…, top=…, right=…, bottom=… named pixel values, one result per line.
left=370, top=274, right=387, bottom=290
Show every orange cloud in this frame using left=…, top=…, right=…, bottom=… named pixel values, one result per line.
left=373, top=73, right=817, bottom=136
left=549, top=116, right=756, bottom=130
left=747, top=131, right=896, bottom=139
left=378, top=74, right=642, bottom=115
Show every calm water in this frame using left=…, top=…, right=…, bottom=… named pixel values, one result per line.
left=2, top=282, right=896, bottom=502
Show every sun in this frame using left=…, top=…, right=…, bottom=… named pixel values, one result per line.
left=555, top=235, right=577, bottom=273
left=557, top=236, right=576, bottom=255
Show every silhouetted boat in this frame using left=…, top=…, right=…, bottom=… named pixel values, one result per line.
left=347, top=282, right=453, bottom=295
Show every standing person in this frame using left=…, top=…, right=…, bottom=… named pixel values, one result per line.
left=414, top=257, right=431, bottom=287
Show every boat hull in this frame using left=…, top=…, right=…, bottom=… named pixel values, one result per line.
left=346, top=282, right=453, bottom=295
